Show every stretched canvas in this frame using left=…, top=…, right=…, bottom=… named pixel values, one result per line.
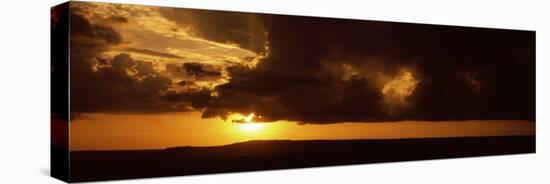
left=51, top=1, right=536, bottom=182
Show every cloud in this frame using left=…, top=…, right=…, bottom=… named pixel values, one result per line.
left=68, top=7, right=195, bottom=113
left=183, top=62, right=222, bottom=78
left=197, top=15, right=536, bottom=123
left=125, top=48, right=184, bottom=59
left=161, top=90, right=212, bottom=109
left=159, top=8, right=267, bottom=53
left=70, top=10, right=123, bottom=45
left=68, top=2, right=535, bottom=124
left=165, top=62, right=225, bottom=85
left=71, top=53, right=194, bottom=113
left=105, top=15, right=128, bottom=24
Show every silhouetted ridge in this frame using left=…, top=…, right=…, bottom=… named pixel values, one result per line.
left=71, top=136, right=535, bottom=182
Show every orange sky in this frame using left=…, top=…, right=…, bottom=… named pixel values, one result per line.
left=70, top=112, right=534, bottom=150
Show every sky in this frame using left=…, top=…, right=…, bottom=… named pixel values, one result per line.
left=67, top=2, right=535, bottom=150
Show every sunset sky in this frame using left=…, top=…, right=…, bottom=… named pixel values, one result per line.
left=68, top=2, right=535, bottom=150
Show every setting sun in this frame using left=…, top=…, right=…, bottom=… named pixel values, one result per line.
left=240, top=123, right=264, bottom=131
left=234, top=113, right=265, bottom=132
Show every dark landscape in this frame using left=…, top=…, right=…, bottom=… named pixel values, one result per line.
left=69, top=136, right=535, bottom=182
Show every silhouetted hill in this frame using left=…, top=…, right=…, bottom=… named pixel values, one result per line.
left=70, top=136, right=535, bottom=182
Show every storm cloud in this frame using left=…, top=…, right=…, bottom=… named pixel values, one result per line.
left=69, top=3, right=535, bottom=124
left=198, top=15, right=535, bottom=123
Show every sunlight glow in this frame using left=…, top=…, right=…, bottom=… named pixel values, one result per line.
left=244, top=113, right=255, bottom=123
left=240, top=122, right=264, bottom=131
left=226, top=112, right=266, bottom=132
left=239, top=113, right=264, bottom=132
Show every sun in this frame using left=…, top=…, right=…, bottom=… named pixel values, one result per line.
left=227, top=112, right=265, bottom=132
left=239, top=113, right=264, bottom=132
left=240, top=122, right=264, bottom=131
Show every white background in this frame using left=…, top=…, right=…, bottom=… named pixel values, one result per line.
left=0, top=0, right=548, bottom=183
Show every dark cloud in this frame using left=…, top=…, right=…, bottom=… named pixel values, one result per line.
left=70, top=11, right=123, bottom=45
left=69, top=9, right=123, bottom=71
left=197, top=15, right=535, bottom=123
left=161, top=90, right=212, bottom=109
left=70, top=5, right=535, bottom=124
left=165, top=62, right=223, bottom=82
left=183, top=62, right=222, bottom=78
left=176, top=80, right=194, bottom=86
left=71, top=53, right=194, bottom=113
